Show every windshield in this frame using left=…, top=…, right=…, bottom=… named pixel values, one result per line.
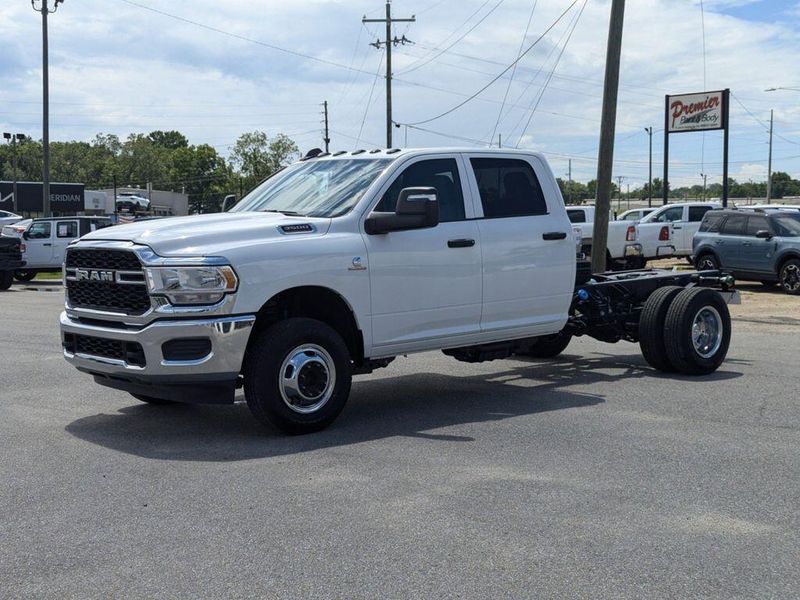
left=231, top=158, right=394, bottom=218
left=773, top=215, right=800, bottom=237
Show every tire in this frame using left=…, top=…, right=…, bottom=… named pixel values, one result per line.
left=760, top=280, right=778, bottom=288
left=695, top=253, right=719, bottom=271
left=0, top=271, right=13, bottom=291
left=664, top=288, right=731, bottom=375
left=131, top=393, right=176, bottom=405
left=638, top=285, right=684, bottom=372
left=244, top=318, right=352, bottom=434
left=779, top=259, right=800, bottom=295
left=520, top=331, right=572, bottom=358
left=14, top=270, right=37, bottom=282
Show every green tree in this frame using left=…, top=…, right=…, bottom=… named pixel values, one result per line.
left=229, top=131, right=299, bottom=191
left=148, top=130, right=189, bottom=150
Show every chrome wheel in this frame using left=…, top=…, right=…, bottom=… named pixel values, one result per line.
left=781, top=263, right=800, bottom=293
left=696, top=256, right=717, bottom=271
left=278, top=344, right=336, bottom=414
left=691, top=306, right=723, bottom=359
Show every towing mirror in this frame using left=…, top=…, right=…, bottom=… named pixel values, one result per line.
left=364, top=187, right=439, bottom=235
left=222, top=194, right=237, bottom=212
left=755, top=230, right=772, bottom=239
left=22, top=230, right=30, bottom=240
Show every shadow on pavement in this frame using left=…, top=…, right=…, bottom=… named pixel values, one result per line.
left=65, top=351, right=743, bottom=462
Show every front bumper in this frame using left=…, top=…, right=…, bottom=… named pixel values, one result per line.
left=60, top=311, right=255, bottom=403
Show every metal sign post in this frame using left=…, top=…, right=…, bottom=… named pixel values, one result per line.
left=663, top=88, right=730, bottom=207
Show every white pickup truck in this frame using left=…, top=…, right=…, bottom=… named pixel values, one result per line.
left=60, top=148, right=737, bottom=434
left=637, top=202, right=720, bottom=258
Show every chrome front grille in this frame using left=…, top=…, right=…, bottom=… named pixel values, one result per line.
left=65, top=248, right=151, bottom=315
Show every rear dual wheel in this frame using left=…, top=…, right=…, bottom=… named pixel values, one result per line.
left=0, top=271, right=13, bottom=291
left=639, top=287, right=731, bottom=375
left=14, top=270, right=37, bottom=282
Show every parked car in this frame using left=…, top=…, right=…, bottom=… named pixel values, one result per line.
left=116, top=192, right=151, bottom=212
left=1, top=218, right=31, bottom=238
left=565, top=206, right=644, bottom=269
left=0, top=237, right=24, bottom=290
left=693, top=209, right=800, bottom=294
left=638, top=202, right=720, bottom=258
left=0, top=210, right=23, bottom=227
left=17, top=216, right=112, bottom=281
left=60, top=148, right=738, bottom=434
left=617, top=207, right=655, bottom=221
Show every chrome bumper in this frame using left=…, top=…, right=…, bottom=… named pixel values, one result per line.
left=60, top=311, right=255, bottom=381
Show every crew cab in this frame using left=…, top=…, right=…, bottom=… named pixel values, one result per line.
left=638, top=202, right=720, bottom=258
left=18, top=216, right=112, bottom=281
left=565, top=206, right=643, bottom=268
left=60, top=148, right=738, bottom=434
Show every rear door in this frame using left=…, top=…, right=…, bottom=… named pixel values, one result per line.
left=363, top=155, right=482, bottom=350
left=22, top=221, right=54, bottom=268
left=652, top=205, right=687, bottom=251
left=716, top=213, right=748, bottom=269
left=466, top=154, right=574, bottom=335
left=52, top=220, right=79, bottom=266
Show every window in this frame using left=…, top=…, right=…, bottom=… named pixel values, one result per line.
left=376, top=158, right=465, bottom=222
left=773, top=215, right=800, bottom=237
left=720, top=214, right=746, bottom=235
left=689, top=205, right=714, bottom=222
left=57, top=221, right=78, bottom=238
left=470, top=158, right=547, bottom=218
left=90, top=219, right=112, bottom=231
left=0, top=211, right=9, bottom=218
left=27, top=222, right=51, bottom=239
left=622, top=211, right=642, bottom=221
left=745, top=215, right=770, bottom=236
left=567, top=210, right=586, bottom=223
left=653, top=206, right=684, bottom=223
left=699, top=212, right=725, bottom=233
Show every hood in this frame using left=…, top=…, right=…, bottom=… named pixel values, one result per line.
left=81, top=212, right=331, bottom=256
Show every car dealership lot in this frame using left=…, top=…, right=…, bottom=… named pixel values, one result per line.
left=2, top=289, right=799, bottom=599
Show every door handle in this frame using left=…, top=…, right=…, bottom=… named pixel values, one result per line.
left=43, top=243, right=52, bottom=247
left=542, top=231, right=567, bottom=240
left=673, top=225, right=682, bottom=230
left=447, top=238, right=475, bottom=248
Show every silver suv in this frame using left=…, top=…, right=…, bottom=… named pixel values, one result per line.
left=693, top=210, right=800, bottom=294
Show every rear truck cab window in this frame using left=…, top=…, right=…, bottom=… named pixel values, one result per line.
left=689, top=205, right=713, bottom=222
left=567, top=209, right=586, bottom=223
left=58, top=148, right=739, bottom=435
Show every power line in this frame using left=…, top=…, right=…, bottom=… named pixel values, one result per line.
left=355, top=53, right=384, bottom=149
left=400, top=0, right=581, bottom=127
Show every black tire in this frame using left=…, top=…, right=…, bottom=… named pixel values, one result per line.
left=0, top=271, right=13, bottom=291
left=695, top=253, right=719, bottom=272
left=779, top=259, right=800, bottom=295
left=14, top=270, right=37, bottom=282
left=664, top=288, right=731, bottom=375
left=760, top=280, right=778, bottom=288
left=638, top=285, right=684, bottom=372
left=244, top=318, right=352, bottom=434
left=131, top=393, right=176, bottom=405
left=520, top=331, right=572, bottom=358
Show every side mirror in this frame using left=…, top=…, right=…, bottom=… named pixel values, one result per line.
left=22, top=231, right=29, bottom=240
left=222, top=194, right=237, bottom=212
left=364, top=187, right=439, bottom=235
left=755, top=230, right=772, bottom=239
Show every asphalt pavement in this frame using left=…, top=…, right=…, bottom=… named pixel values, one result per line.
left=1, top=288, right=798, bottom=599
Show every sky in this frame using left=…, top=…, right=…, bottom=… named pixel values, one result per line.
left=1, top=0, right=799, bottom=190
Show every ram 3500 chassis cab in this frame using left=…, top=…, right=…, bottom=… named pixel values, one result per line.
left=60, top=148, right=738, bottom=434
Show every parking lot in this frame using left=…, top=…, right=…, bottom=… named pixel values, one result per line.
left=1, top=285, right=799, bottom=599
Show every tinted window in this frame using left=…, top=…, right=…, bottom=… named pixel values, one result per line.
left=376, top=158, right=465, bottom=222
left=720, top=214, right=746, bottom=235
left=56, top=221, right=78, bottom=238
left=689, top=205, right=713, bottom=222
left=27, top=222, right=51, bottom=239
left=773, top=215, right=800, bottom=237
left=653, top=206, right=684, bottom=223
left=470, top=158, right=547, bottom=218
left=567, top=210, right=586, bottom=223
left=699, top=212, right=725, bottom=232
left=622, top=212, right=640, bottom=221
left=90, top=219, right=113, bottom=231
left=745, top=215, right=770, bottom=236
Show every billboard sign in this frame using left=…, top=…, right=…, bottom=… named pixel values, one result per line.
left=666, top=90, right=725, bottom=133
left=0, top=181, right=84, bottom=214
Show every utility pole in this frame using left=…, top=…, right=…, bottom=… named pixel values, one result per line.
left=700, top=173, right=707, bottom=201
left=591, top=0, right=625, bottom=274
left=644, top=126, right=653, bottom=207
left=363, top=2, right=415, bottom=148
left=567, top=159, right=572, bottom=205
left=32, top=0, right=64, bottom=217
left=616, top=175, right=624, bottom=213
left=322, top=100, right=331, bottom=153
left=3, top=133, right=25, bottom=214
left=766, top=108, right=773, bottom=204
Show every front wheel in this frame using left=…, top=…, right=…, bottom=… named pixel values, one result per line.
left=14, top=270, right=37, bottom=282
left=0, top=271, right=13, bottom=290
left=244, top=318, right=352, bottom=434
left=664, top=288, right=731, bottom=375
left=779, top=259, right=800, bottom=295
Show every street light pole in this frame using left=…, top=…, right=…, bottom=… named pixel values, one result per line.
left=31, top=0, right=64, bottom=217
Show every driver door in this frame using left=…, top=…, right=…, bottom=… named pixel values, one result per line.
left=362, top=155, right=482, bottom=352
left=23, top=221, right=54, bottom=268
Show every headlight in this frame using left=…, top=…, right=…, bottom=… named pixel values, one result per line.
left=144, top=265, right=238, bottom=305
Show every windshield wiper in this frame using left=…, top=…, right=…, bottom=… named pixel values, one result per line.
left=261, top=209, right=304, bottom=216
